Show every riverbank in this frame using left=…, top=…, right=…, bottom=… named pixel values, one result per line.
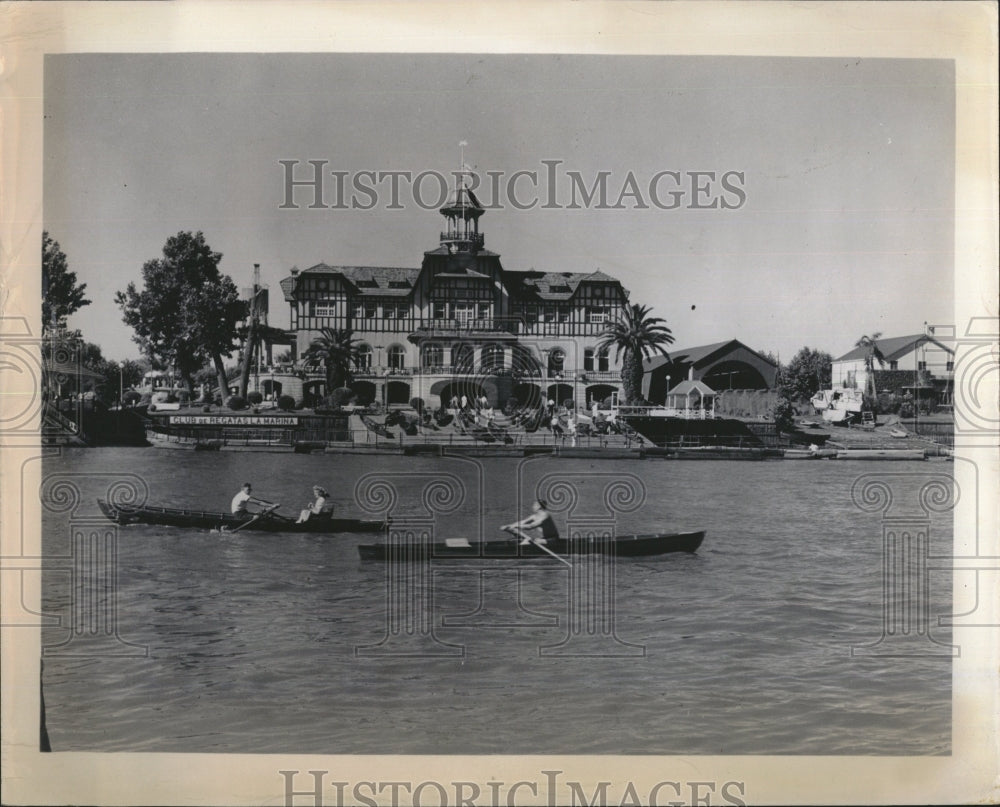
left=64, top=402, right=954, bottom=461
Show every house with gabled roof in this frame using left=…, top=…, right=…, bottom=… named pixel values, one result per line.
left=273, top=178, right=630, bottom=409
left=831, top=331, right=954, bottom=400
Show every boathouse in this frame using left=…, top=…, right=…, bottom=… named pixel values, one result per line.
left=641, top=339, right=779, bottom=405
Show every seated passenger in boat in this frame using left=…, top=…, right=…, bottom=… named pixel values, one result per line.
left=502, top=499, right=560, bottom=545
left=296, top=486, right=331, bottom=523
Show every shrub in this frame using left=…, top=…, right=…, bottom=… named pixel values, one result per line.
left=123, top=391, right=141, bottom=406
left=247, top=391, right=264, bottom=405
left=176, top=390, right=191, bottom=404
left=771, top=397, right=796, bottom=433
left=227, top=395, right=247, bottom=411
left=899, top=401, right=915, bottom=419
left=139, top=392, right=153, bottom=407
left=330, top=387, right=355, bottom=408
left=409, top=397, right=425, bottom=414
left=277, top=394, right=295, bottom=411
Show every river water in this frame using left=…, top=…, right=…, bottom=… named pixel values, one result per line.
left=40, top=449, right=953, bottom=755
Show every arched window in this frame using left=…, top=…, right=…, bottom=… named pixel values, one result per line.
left=481, top=343, right=505, bottom=371
left=356, top=343, right=372, bottom=370
left=422, top=343, right=444, bottom=370
left=548, top=347, right=565, bottom=377
left=452, top=343, right=474, bottom=371
left=597, top=346, right=610, bottom=372
left=584, top=348, right=595, bottom=372
left=387, top=344, right=406, bottom=371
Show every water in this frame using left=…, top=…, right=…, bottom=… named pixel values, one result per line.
left=41, top=449, right=953, bottom=754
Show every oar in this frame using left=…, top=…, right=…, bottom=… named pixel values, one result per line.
left=503, top=526, right=572, bottom=567
left=216, top=503, right=281, bottom=534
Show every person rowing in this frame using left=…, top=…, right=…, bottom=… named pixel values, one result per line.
left=230, top=482, right=276, bottom=517
left=296, top=485, right=331, bottom=524
left=502, top=499, right=560, bottom=546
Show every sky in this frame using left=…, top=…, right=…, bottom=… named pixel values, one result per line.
left=43, top=53, right=955, bottom=362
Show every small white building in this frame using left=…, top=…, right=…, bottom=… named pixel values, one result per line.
left=831, top=332, right=954, bottom=395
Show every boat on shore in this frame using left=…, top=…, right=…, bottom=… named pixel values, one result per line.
left=810, top=389, right=865, bottom=423
left=357, top=530, right=705, bottom=561
left=97, top=499, right=386, bottom=533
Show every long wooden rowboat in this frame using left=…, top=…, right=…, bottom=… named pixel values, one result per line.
left=357, top=530, right=706, bottom=561
left=97, top=499, right=386, bottom=533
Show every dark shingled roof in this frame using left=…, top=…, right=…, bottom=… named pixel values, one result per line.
left=283, top=264, right=422, bottom=299
left=504, top=270, right=622, bottom=301
left=834, top=334, right=954, bottom=363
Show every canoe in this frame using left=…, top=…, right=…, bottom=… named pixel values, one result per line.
left=97, top=499, right=386, bottom=533
left=357, top=530, right=705, bottom=561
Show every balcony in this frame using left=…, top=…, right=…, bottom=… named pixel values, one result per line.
left=410, top=318, right=520, bottom=339
left=578, top=370, right=620, bottom=383
left=440, top=231, right=484, bottom=249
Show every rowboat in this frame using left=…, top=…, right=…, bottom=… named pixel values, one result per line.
left=357, top=530, right=706, bottom=561
left=97, top=499, right=386, bottom=533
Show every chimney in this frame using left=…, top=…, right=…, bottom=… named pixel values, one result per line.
left=688, top=366, right=694, bottom=381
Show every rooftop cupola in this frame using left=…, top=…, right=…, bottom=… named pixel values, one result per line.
left=439, top=146, right=484, bottom=254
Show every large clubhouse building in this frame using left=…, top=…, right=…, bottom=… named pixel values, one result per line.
left=263, top=183, right=629, bottom=410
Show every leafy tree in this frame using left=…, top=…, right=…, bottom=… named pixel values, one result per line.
left=854, top=332, right=886, bottom=398
left=42, top=232, right=90, bottom=333
left=597, top=304, right=674, bottom=404
left=780, top=347, right=832, bottom=401
left=303, top=327, right=361, bottom=392
left=119, top=359, right=147, bottom=390
left=116, top=232, right=245, bottom=396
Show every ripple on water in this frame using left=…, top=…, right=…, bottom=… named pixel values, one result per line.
left=41, top=450, right=952, bottom=754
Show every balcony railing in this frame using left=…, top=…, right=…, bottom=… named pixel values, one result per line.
left=413, top=318, right=520, bottom=335
left=440, top=231, right=484, bottom=248
left=578, top=370, right=620, bottom=382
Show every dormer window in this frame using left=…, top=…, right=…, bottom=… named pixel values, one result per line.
left=356, top=279, right=378, bottom=289
left=388, top=280, right=410, bottom=289
left=550, top=284, right=571, bottom=293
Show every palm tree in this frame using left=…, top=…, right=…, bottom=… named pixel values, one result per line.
left=854, top=332, right=886, bottom=399
left=597, top=304, right=675, bottom=404
left=302, top=327, right=361, bottom=394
